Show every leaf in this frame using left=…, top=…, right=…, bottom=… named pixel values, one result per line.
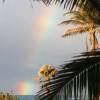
left=36, top=50, right=100, bottom=100
left=59, top=20, right=84, bottom=26
left=62, top=25, right=89, bottom=37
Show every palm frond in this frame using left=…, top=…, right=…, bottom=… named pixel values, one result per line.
left=39, top=0, right=83, bottom=9
left=67, top=9, right=97, bottom=24
left=37, top=0, right=100, bottom=12
left=90, top=0, right=100, bottom=11
left=62, top=25, right=89, bottom=37
left=96, top=27, right=100, bottom=33
left=70, top=11, right=90, bottom=23
left=59, top=20, right=84, bottom=26
left=36, top=50, right=100, bottom=100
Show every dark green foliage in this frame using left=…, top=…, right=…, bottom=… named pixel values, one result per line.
left=36, top=50, right=100, bottom=100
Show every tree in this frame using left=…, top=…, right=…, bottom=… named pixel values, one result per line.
left=36, top=50, right=100, bottom=100
left=59, top=8, right=100, bottom=51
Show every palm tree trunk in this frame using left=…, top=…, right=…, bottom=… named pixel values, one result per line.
left=86, top=33, right=88, bottom=52
left=89, top=32, right=99, bottom=51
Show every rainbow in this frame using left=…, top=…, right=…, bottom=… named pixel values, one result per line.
left=16, top=6, right=60, bottom=95
left=33, top=7, right=57, bottom=65
left=16, top=81, right=40, bottom=95
left=34, top=6, right=57, bottom=55
left=16, top=81, right=34, bottom=95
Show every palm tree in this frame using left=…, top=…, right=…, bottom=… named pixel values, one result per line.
left=36, top=50, right=100, bottom=100
left=59, top=8, right=100, bottom=51
left=35, top=0, right=100, bottom=51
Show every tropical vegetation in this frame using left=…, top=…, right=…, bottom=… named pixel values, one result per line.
left=60, top=7, right=100, bottom=51
left=36, top=0, right=100, bottom=100
left=39, top=0, right=100, bottom=13
left=36, top=50, right=100, bottom=100
left=0, top=92, right=19, bottom=100
left=36, top=0, right=100, bottom=51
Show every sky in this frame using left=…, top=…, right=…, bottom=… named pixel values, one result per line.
left=0, top=0, right=99, bottom=95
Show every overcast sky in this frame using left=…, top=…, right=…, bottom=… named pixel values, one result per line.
left=0, top=0, right=99, bottom=95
